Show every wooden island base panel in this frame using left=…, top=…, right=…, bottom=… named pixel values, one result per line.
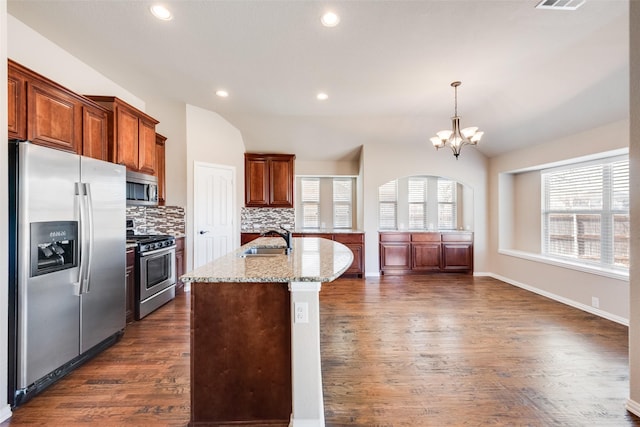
left=182, top=237, right=353, bottom=427
left=190, top=282, right=291, bottom=426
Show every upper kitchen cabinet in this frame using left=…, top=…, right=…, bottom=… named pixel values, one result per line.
left=8, top=63, right=27, bottom=141
left=155, top=133, right=167, bottom=206
left=245, top=153, right=295, bottom=208
left=8, top=60, right=109, bottom=161
left=86, top=96, right=159, bottom=174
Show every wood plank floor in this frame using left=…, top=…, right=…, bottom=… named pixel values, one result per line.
left=2, top=275, right=640, bottom=426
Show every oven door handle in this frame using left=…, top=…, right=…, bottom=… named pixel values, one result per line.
left=140, top=246, right=176, bottom=257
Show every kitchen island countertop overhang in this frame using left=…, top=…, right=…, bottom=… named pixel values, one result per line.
left=180, top=236, right=354, bottom=283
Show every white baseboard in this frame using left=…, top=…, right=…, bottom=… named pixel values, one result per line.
left=365, top=271, right=380, bottom=278
left=626, top=398, right=640, bottom=417
left=487, top=272, right=628, bottom=326
left=0, top=404, right=12, bottom=423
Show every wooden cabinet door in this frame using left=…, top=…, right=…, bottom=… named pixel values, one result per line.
left=115, top=106, right=139, bottom=170
left=155, top=134, right=167, bottom=205
left=442, top=243, right=473, bottom=272
left=125, top=249, right=136, bottom=324
left=343, top=243, right=363, bottom=276
left=27, top=81, right=82, bottom=153
left=245, top=156, right=269, bottom=206
left=269, top=156, right=294, bottom=207
left=82, top=104, right=108, bottom=160
left=379, top=243, right=411, bottom=272
left=8, top=70, right=26, bottom=140
left=412, top=243, right=441, bottom=271
left=138, top=118, right=157, bottom=175
left=241, top=233, right=262, bottom=245
left=175, top=237, right=185, bottom=294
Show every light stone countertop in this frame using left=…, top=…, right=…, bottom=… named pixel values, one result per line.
left=180, top=237, right=354, bottom=283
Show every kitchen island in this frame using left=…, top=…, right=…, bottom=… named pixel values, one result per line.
left=181, top=237, right=353, bottom=427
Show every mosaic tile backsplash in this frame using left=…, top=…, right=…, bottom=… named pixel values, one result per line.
left=127, top=205, right=186, bottom=236
left=241, top=207, right=295, bottom=232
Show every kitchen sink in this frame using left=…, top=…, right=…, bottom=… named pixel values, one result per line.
left=240, top=247, right=288, bottom=257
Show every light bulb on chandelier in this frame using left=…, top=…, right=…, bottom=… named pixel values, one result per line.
left=430, top=81, right=483, bottom=159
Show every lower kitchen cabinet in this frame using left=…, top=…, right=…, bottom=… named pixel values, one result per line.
left=175, top=237, right=186, bottom=294
left=293, top=232, right=365, bottom=278
left=379, top=232, right=473, bottom=275
left=241, top=232, right=365, bottom=277
left=240, top=233, right=261, bottom=245
left=125, top=248, right=135, bottom=324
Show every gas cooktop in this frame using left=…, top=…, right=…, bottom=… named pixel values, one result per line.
left=127, top=234, right=176, bottom=253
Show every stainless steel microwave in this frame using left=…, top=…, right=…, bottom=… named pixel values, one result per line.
left=126, top=170, right=158, bottom=206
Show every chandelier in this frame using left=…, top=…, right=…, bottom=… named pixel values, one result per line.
left=430, top=81, right=483, bottom=159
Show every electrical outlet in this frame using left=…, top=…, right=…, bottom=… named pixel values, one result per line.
left=294, top=302, right=309, bottom=324
left=592, top=296, right=600, bottom=309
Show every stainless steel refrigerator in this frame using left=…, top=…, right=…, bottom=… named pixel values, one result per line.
left=8, top=141, right=126, bottom=406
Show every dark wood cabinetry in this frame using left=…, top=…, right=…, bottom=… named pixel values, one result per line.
left=82, top=104, right=109, bottom=161
left=86, top=96, right=159, bottom=173
left=291, top=232, right=365, bottom=278
left=379, top=232, right=473, bottom=275
left=240, top=233, right=261, bottom=245
left=244, top=153, right=295, bottom=208
left=155, top=133, right=167, bottom=206
left=175, top=237, right=185, bottom=294
left=8, top=60, right=109, bottom=160
left=8, top=66, right=27, bottom=140
left=125, top=248, right=136, bottom=324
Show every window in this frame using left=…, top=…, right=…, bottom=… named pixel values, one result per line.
left=300, top=178, right=320, bottom=228
left=377, top=176, right=460, bottom=230
left=333, top=179, right=353, bottom=229
left=438, top=178, right=457, bottom=230
left=297, top=177, right=356, bottom=229
left=542, top=156, right=629, bottom=269
left=378, top=180, right=397, bottom=230
left=408, top=178, right=427, bottom=229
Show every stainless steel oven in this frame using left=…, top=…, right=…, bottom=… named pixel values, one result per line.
left=128, top=234, right=176, bottom=319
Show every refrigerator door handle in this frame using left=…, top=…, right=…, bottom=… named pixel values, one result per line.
left=74, top=182, right=86, bottom=295
left=83, top=183, right=95, bottom=293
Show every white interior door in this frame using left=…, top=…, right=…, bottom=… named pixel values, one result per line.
left=194, top=162, right=235, bottom=269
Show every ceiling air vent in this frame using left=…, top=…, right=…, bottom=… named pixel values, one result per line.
left=535, top=0, right=585, bottom=10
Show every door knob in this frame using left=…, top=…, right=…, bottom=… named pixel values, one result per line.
left=199, top=230, right=209, bottom=235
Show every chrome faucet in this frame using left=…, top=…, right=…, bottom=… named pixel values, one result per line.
left=261, top=226, right=293, bottom=253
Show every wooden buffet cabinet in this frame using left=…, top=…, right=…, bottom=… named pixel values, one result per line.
left=8, top=60, right=109, bottom=161
left=379, top=231, right=473, bottom=274
left=244, top=153, right=295, bottom=208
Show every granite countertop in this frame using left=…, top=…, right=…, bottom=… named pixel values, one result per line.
left=242, top=229, right=364, bottom=234
left=181, top=237, right=354, bottom=284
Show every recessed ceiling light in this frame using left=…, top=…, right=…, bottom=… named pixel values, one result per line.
left=150, top=5, right=173, bottom=21
left=317, top=92, right=329, bottom=101
left=321, top=11, right=340, bottom=27
left=216, top=90, right=229, bottom=98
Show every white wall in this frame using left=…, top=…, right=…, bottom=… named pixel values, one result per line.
left=0, top=1, right=11, bottom=422
left=361, top=142, right=489, bottom=276
left=8, top=16, right=143, bottom=111
left=488, top=120, right=630, bottom=322
left=628, top=0, right=640, bottom=414
left=185, top=104, right=246, bottom=270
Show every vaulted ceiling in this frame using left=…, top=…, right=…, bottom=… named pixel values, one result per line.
left=7, top=0, right=629, bottom=162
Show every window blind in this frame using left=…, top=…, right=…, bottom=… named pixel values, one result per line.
left=300, top=178, right=320, bottom=228
left=437, top=179, right=456, bottom=230
left=333, top=178, right=352, bottom=229
left=408, top=178, right=426, bottom=229
left=379, top=180, right=397, bottom=230
left=542, top=156, right=629, bottom=269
